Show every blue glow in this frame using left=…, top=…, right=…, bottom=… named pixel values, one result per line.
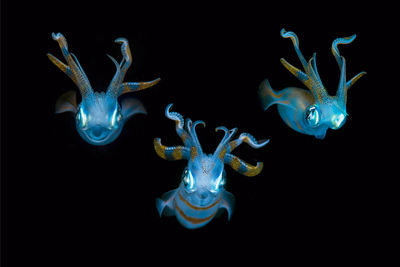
left=259, top=29, right=365, bottom=139
left=48, top=32, right=160, bottom=145
left=154, top=104, right=269, bottom=229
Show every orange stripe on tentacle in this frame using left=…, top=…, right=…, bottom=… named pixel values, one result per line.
left=190, top=146, right=198, bottom=161
left=227, top=154, right=264, bottom=177
left=153, top=138, right=187, bottom=160
left=243, top=162, right=263, bottom=177
left=178, top=191, right=222, bottom=211
left=174, top=199, right=218, bottom=224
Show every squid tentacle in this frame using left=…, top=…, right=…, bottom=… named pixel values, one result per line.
left=188, top=120, right=206, bottom=156
left=119, top=78, right=161, bottom=96
left=280, top=29, right=328, bottom=103
left=165, top=104, right=190, bottom=145
left=331, top=34, right=366, bottom=91
left=331, top=34, right=356, bottom=70
left=280, top=28, right=308, bottom=70
left=213, top=127, right=237, bottom=161
left=106, top=54, right=123, bottom=98
left=153, top=138, right=190, bottom=161
left=114, top=37, right=132, bottom=80
left=224, top=153, right=264, bottom=177
left=47, top=32, right=93, bottom=98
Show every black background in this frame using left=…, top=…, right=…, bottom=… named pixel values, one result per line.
left=1, top=1, right=391, bottom=265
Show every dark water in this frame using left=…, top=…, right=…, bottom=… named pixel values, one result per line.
left=2, top=1, right=387, bottom=265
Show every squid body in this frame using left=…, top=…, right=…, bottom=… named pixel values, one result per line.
left=48, top=33, right=160, bottom=145
left=154, top=104, right=269, bottom=229
left=259, top=29, right=366, bottom=139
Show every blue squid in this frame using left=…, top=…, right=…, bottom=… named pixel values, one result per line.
left=259, top=29, right=366, bottom=139
left=154, top=104, right=269, bottom=229
left=47, top=33, right=160, bottom=145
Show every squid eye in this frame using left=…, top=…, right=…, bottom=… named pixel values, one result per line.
left=76, top=107, right=88, bottom=130
left=332, top=113, right=346, bottom=129
left=182, top=168, right=195, bottom=192
left=210, top=172, right=225, bottom=193
left=110, top=105, right=122, bottom=129
left=305, top=105, right=320, bottom=127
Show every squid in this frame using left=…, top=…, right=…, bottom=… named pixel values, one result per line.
left=154, top=104, right=269, bottom=229
left=47, top=33, right=160, bottom=145
left=259, top=29, right=366, bottom=139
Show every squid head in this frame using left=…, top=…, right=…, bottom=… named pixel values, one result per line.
left=48, top=33, right=160, bottom=145
left=154, top=104, right=269, bottom=229
left=259, top=29, right=366, bottom=139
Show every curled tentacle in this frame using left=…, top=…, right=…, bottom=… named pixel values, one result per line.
left=106, top=54, right=123, bottom=98
left=226, top=133, right=269, bottom=154
left=154, top=138, right=189, bottom=161
left=166, top=103, right=184, bottom=128
left=280, top=29, right=327, bottom=103
left=237, top=133, right=270, bottom=149
left=280, top=28, right=308, bottom=70
left=47, top=32, right=93, bottom=98
left=331, top=34, right=356, bottom=70
left=215, top=126, right=229, bottom=142
left=188, top=120, right=205, bottom=156
left=218, top=131, right=268, bottom=176
left=213, top=127, right=237, bottom=161
left=165, top=104, right=190, bottom=144
left=224, top=154, right=264, bottom=177
left=114, top=37, right=132, bottom=80
left=331, top=34, right=366, bottom=91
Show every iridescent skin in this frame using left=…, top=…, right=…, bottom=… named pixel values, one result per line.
left=259, top=29, right=366, bottom=139
left=48, top=33, right=160, bottom=145
left=154, top=104, right=269, bottom=229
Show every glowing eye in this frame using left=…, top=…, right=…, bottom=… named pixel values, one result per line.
left=182, top=169, right=195, bottom=192
left=305, top=105, right=320, bottom=127
left=110, top=105, right=122, bottom=129
left=332, top=113, right=346, bottom=129
left=76, top=107, right=88, bottom=130
left=210, top=172, right=225, bottom=193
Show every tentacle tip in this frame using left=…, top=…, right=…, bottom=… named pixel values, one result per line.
left=280, top=28, right=287, bottom=35
left=195, top=120, right=206, bottom=128
left=215, top=126, right=227, bottom=132
left=347, top=34, right=357, bottom=42
left=115, top=37, right=128, bottom=44
left=165, top=103, right=174, bottom=114
left=259, top=139, right=270, bottom=147
left=152, top=77, right=161, bottom=84
left=51, top=32, right=61, bottom=40
left=244, top=162, right=264, bottom=177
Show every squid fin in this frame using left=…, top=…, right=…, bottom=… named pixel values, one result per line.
left=55, top=90, right=77, bottom=114
left=258, top=79, right=291, bottom=111
left=156, top=189, right=177, bottom=217
left=121, top=97, right=147, bottom=120
left=220, top=191, right=235, bottom=221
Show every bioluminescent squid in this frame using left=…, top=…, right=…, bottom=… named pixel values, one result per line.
left=154, top=104, right=269, bottom=229
left=47, top=33, right=160, bottom=145
left=259, top=29, right=366, bottom=139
